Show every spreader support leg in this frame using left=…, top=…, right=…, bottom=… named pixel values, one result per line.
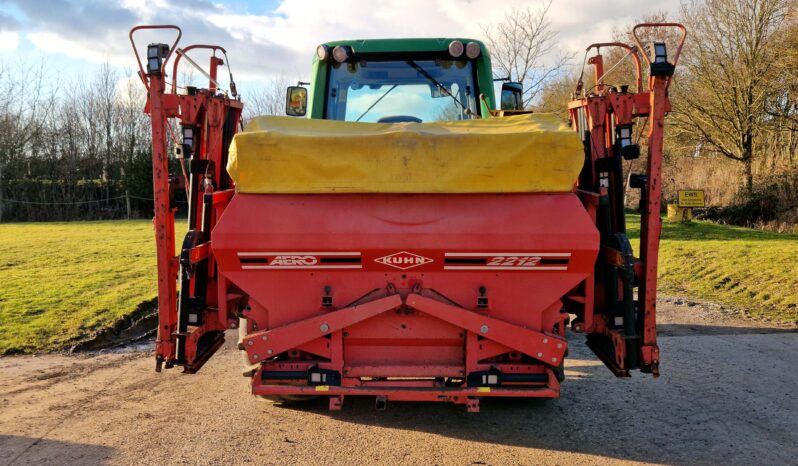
left=406, top=293, right=567, bottom=366
left=242, top=294, right=403, bottom=364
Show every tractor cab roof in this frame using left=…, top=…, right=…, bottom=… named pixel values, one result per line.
left=316, top=38, right=489, bottom=59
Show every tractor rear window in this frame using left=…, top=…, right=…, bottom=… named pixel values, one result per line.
left=324, top=59, right=478, bottom=123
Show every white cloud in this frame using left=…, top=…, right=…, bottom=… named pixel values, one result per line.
left=0, top=31, right=19, bottom=51
left=28, top=32, right=129, bottom=65
left=11, top=0, right=681, bottom=83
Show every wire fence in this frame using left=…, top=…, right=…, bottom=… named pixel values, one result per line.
left=0, top=190, right=187, bottom=222
left=0, top=195, right=156, bottom=205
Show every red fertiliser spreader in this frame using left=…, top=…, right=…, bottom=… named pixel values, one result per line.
left=131, top=22, right=685, bottom=411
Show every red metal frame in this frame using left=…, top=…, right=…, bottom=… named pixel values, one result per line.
left=132, top=22, right=683, bottom=411
left=633, top=23, right=687, bottom=365
left=131, top=26, right=243, bottom=372
left=568, top=23, right=686, bottom=376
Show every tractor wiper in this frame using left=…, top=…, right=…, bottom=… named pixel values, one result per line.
left=405, top=60, right=469, bottom=114
left=355, top=84, right=398, bottom=122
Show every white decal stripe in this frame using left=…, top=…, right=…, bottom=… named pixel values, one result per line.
left=241, top=265, right=362, bottom=270
left=444, top=252, right=571, bottom=257
left=237, top=252, right=361, bottom=256
left=443, top=266, right=568, bottom=271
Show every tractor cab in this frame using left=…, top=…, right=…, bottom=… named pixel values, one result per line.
left=285, top=38, right=524, bottom=121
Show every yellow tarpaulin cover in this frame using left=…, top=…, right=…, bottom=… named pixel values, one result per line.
left=227, top=113, right=583, bottom=194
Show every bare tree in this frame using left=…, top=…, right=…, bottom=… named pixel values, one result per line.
left=763, top=7, right=798, bottom=167
left=244, top=76, right=295, bottom=123
left=116, top=70, right=150, bottom=217
left=673, top=0, right=791, bottom=191
left=0, top=59, right=51, bottom=221
left=481, top=1, right=571, bottom=106
left=96, top=64, right=118, bottom=178
left=532, top=73, right=578, bottom=121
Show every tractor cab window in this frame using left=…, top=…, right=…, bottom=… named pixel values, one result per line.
left=325, top=59, right=478, bottom=122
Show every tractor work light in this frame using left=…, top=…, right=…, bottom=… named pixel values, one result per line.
left=316, top=44, right=330, bottom=61
left=465, top=41, right=481, bottom=59
left=616, top=124, right=640, bottom=160
left=616, top=124, right=632, bottom=147
left=182, top=125, right=196, bottom=158
left=448, top=40, right=464, bottom=58
left=647, top=41, right=675, bottom=77
left=146, top=43, right=169, bottom=74
left=649, top=42, right=668, bottom=64
left=332, top=45, right=352, bottom=63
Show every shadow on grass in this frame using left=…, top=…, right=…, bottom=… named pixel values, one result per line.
left=625, top=214, right=797, bottom=242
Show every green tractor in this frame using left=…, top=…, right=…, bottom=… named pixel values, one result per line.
left=284, top=38, right=525, bottom=122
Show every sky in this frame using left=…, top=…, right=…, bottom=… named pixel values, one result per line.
left=0, top=0, right=680, bottom=95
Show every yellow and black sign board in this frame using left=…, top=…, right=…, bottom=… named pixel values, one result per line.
left=677, top=190, right=705, bottom=208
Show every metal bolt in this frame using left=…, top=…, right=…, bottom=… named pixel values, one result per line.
left=556, top=343, right=562, bottom=349
left=247, top=340, right=254, bottom=346
left=536, top=352, right=543, bottom=358
left=261, top=335, right=268, bottom=341
left=552, top=357, right=557, bottom=363
left=252, top=354, right=259, bottom=360
left=320, top=323, right=330, bottom=333
left=543, top=338, right=548, bottom=344
left=267, top=349, right=273, bottom=355
left=480, top=324, right=489, bottom=334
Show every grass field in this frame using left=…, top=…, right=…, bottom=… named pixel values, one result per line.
left=0, top=220, right=166, bottom=354
left=627, top=215, right=798, bottom=323
left=0, top=216, right=796, bottom=354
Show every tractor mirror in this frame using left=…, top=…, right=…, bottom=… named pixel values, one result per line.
left=285, top=86, right=308, bottom=117
left=500, top=82, right=523, bottom=111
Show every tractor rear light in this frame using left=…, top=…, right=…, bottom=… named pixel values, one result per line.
left=448, top=40, right=464, bottom=58
left=316, top=44, right=330, bottom=61
left=332, top=45, right=352, bottom=63
left=467, top=368, right=502, bottom=387
left=465, top=41, right=481, bottom=59
left=307, top=367, right=341, bottom=386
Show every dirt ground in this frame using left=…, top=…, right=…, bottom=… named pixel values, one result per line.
left=1, top=297, right=797, bottom=466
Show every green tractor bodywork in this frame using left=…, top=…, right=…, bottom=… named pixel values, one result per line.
left=296, top=38, right=498, bottom=121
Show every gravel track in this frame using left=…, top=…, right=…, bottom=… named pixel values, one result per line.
left=1, top=298, right=796, bottom=466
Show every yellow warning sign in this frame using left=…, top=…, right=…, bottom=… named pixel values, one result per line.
left=677, top=190, right=705, bottom=208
